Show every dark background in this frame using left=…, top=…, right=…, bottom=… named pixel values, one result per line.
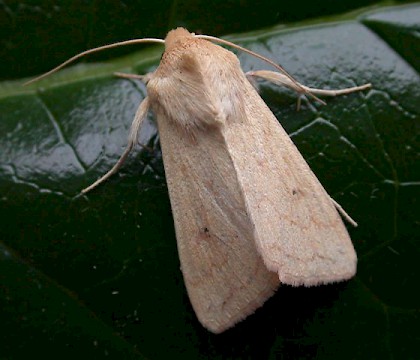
left=0, top=1, right=419, bottom=359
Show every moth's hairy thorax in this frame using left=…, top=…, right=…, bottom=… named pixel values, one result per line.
left=146, top=33, right=247, bottom=138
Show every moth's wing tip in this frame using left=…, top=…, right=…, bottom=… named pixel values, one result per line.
left=202, top=321, right=230, bottom=334
left=193, top=280, right=279, bottom=334
left=277, top=260, right=357, bottom=287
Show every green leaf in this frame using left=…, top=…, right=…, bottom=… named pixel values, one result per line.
left=1, top=3, right=419, bottom=359
left=2, top=0, right=407, bottom=80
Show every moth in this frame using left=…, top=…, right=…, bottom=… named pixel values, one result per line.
left=27, top=27, right=371, bottom=333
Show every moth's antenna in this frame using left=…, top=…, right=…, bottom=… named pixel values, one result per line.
left=196, top=34, right=325, bottom=105
left=24, top=38, right=165, bottom=86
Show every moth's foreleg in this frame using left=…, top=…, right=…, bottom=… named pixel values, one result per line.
left=114, top=72, right=153, bottom=84
left=81, top=97, right=150, bottom=194
left=247, top=70, right=371, bottom=109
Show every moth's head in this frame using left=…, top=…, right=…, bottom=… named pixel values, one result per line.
left=159, top=27, right=241, bottom=76
left=164, top=27, right=194, bottom=53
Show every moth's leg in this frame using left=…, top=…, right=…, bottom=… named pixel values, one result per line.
left=113, top=72, right=154, bottom=151
left=114, top=72, right=153, bottom=84
left=247, top=70, right=371, bottom=95
left=81, top=97, right=150, bottom=194
left=247, top=70, right=371, bottom=108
